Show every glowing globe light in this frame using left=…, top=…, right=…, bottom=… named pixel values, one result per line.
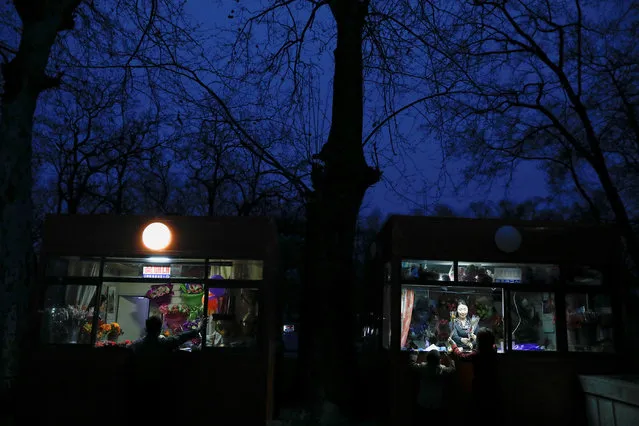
left=142, top=222, right=172, bottom=251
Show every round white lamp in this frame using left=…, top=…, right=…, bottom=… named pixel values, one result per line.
left=142, top=222, right=172, bottom=251
left=494, top=225, right=522, bottom=253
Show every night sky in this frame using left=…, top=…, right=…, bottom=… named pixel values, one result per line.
left=364, top=159, right=549, bottom=216
left=1, top=0, right=558, bottom=219
left=181, top=1, right=551, bottom=217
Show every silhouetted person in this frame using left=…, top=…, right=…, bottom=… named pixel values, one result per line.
left=412, top=349, right=456, bottom=423
left=128, top=316, right=206, bottom=425
left=131, top=315, right=204, bottom=355
left=450, top=327, right=502, bottom=425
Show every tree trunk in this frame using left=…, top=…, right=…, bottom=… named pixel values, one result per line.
left=590, top=156, right=639, bottom=360
left=298, top=1, right=380, bottom=421
left=0, top=0, right=81, bottom=391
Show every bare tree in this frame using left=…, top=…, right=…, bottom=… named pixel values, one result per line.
left=136, top=1, right=385, bottom=417
left=141, top=1, right=483, bottom=416
left=0, top=0, right=85, bottom=390
left=33, top=86, right=168, bottom=216
left=181, top=118, right=238, bottom=216
left=396, top=0, right=639, bottom=268
left=136, top=150, right=191, bottom=215
left=0, top=0, right=193, bottom=388
left=100, top=117, right=166, bottom=214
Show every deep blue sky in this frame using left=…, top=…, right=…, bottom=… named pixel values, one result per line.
left=181, top=1, right=551, bottom=218
left=363, top=160, right=548, bottom=217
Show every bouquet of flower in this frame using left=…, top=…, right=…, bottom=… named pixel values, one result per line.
left=95, top=339, right=133, bottom=348
left=98, top=323, right=112, bottom=339
left=65, top=305, right=90, bottom=321
left=182, top=319, right=202, bottom=331
left=180, top=284, right=204, bottom=316
left=145, top=284, right=174, bottom=305
left=182, top=319, right=204, bottom=343
left=180, top=283, right=203, bottom=294
left=46, top=305, right=92, bottom=343
left=83, top=319, right=104, bottom=336
left=107, top=322, right=123, bottom=340
left=159, top=304, right=190, bottom=316
left=82, top=321, right=93, bottom=335
left=470, top=314, right=481, bottom=333
left=475, top=302, right=492, bottom=320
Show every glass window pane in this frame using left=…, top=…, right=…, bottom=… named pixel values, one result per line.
left=46, top=257, right=101, bottom=277
left=204, top=288, right=259, bottom=348
left=401, top=285, right=505, bottom=353
left=401, top=260, right=454, bottom=282
left=103, top=258, right=206, bottom=278
left=510, top=292, right=556, bottom=351
left=208, top=260, right=263, bottom=280
left=566, top=293, right=614, bottom=352
left=382, top=283, right=391, bottom=349
left=96, top=282, right=205, bottom=350
left=458, top=262, right=559, bottom=284
left=564, top=266, right=603, bottom=286
left=41, top=284, right=98, bottom=344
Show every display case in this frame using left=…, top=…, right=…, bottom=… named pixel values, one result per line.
left=26, top=215, right=279, bottom=426
left=401, top=285, right=506, bottom=352
left=373, top=215, right=626, bottom=426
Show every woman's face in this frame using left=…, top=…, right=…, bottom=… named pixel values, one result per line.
left=457, top=304, right=468, bottom=318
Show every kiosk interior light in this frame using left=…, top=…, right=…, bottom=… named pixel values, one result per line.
left=147, top=257, right=171, bottom=263
left=142, top=222, right=172, bottom=251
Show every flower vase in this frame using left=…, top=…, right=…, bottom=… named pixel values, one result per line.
left=182, top=292, right=203, bottom=318
left=69, top=327, right=80, bottom=344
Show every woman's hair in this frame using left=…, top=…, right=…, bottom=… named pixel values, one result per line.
left=457, top=301, right=468, bottom=308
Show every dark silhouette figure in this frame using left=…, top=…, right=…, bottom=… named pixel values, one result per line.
left=450, top=327, right=503, bottom=425
left=412, top=349, right=456, bottom=423
left=126, top=316, right=206, bottom=425
left=130, top=315, right=204, bottom=355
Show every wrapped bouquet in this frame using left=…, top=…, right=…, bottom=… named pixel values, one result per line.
left=180, top=283, right=203, bottom=294
left=145, top=284, right=174, bottom=305
left=160, top=304, right=190, bottom=331
left=180, top=284, right=204, bottom=316
left=182, top=319, right=202, bottom=331
left=107, top=322, right=123, bottom=340
left=159, top=304, right=190, bottom=316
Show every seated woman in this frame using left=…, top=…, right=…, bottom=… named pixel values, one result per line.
left=450, top=302, right=477, bottom=351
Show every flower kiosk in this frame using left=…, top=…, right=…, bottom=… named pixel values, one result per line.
left=373, top=215, right=628, bottom=426
left=24, top=214, right=279, bottom=426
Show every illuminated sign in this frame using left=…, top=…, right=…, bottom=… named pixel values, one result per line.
left=143, top=266, right=171, bottom=278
